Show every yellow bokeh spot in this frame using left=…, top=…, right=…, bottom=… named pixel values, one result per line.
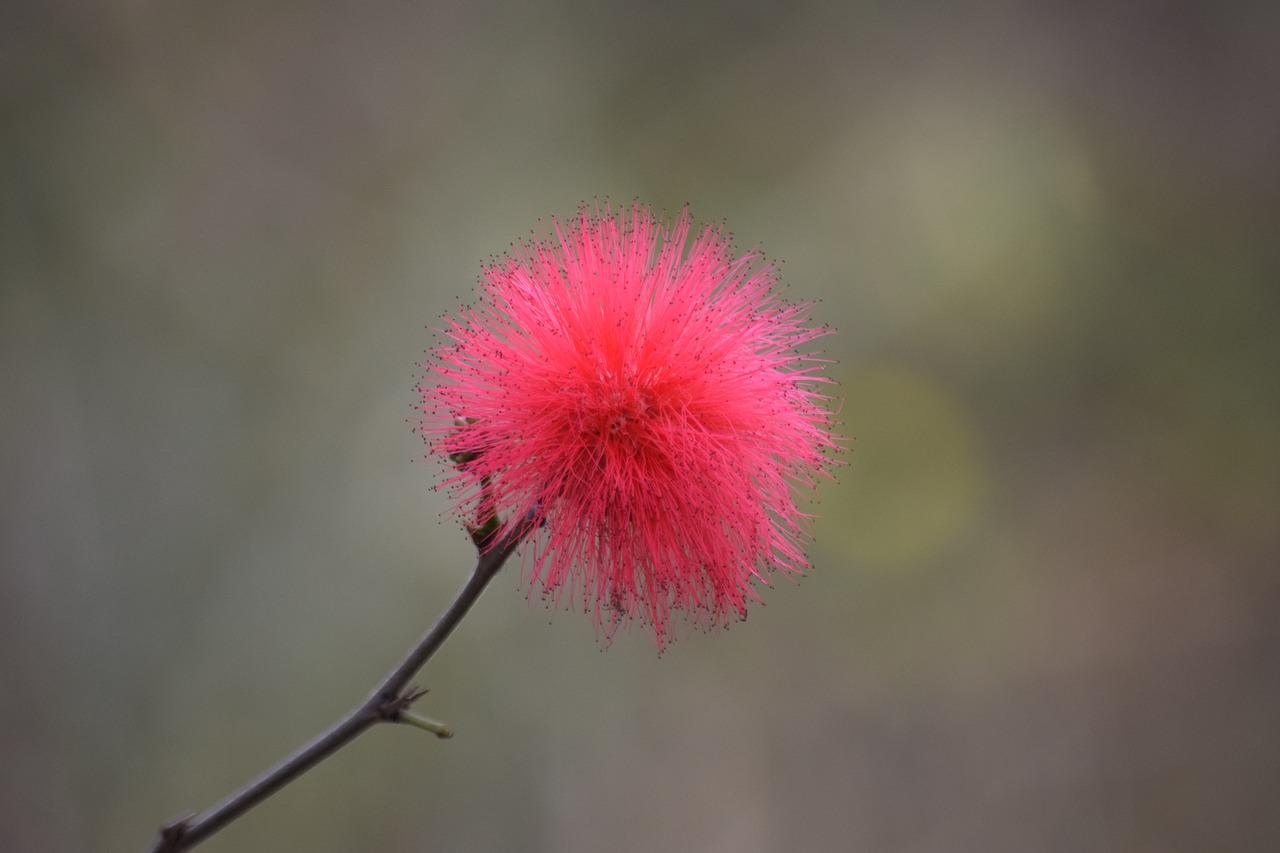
left=817, top=366, right=987, bottom=569
left=893, top=85, right=1100, bottom=280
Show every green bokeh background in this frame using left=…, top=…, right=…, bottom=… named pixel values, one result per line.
left=3, top=2, right=1277, bottom=851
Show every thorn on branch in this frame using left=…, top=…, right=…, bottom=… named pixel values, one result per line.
left=378, top=686, right=428, bottom=721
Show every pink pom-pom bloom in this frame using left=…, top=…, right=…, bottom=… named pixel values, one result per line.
left=416, top=203, right=837, bottom=648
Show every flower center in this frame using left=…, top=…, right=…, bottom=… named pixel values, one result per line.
left=579, top=380, right=655, bottom=446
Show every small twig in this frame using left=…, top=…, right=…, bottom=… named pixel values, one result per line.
left=145, top=512, right=536, bottom=853
left=398, top=709, right=454, bottom=739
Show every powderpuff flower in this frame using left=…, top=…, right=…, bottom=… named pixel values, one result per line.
left=417, top=203, right=837, bottom=648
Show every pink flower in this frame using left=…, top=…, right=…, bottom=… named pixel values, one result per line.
left=417, top=203, right=837, bottom=648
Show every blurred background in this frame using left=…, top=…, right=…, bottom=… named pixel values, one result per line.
left=3, top=1, right=1278, bottom=851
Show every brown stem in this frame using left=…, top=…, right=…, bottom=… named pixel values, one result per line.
left=146, top=513, right=535, bottom=853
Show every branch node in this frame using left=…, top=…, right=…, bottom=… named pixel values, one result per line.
left=376, top=686, right=454, bottom=738
left=378, top=686, right=428, bottom=721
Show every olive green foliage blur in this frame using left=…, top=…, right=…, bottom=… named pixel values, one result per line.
left=3, top=1, right=1277, bottom=852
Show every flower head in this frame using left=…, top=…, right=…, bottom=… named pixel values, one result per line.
left=417, top=203, right=837, bottom=648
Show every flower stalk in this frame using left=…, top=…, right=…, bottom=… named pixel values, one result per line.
left=145, top=511, right=535, bottom=853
